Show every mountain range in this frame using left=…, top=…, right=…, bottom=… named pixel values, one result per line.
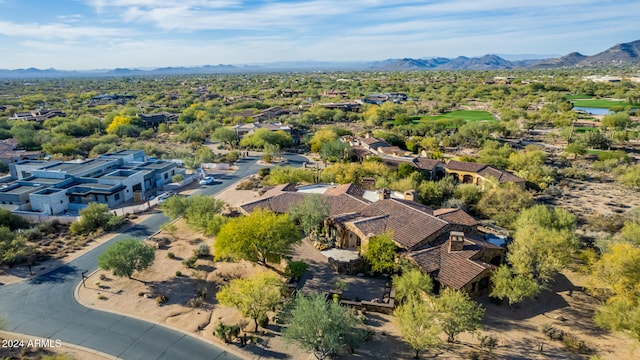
left=0, top=40, right=638, bottom=78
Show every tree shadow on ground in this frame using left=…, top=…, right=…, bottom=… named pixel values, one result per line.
left=241, top=340, right=290, bottom=359
left=145, top=275, right=220, bottom=307
left=28, top=263, right=78, bottom=284
left=364, top=313, right=387, bottom=328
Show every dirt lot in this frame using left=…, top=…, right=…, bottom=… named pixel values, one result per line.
left=74, top=186, right=640, bottom=360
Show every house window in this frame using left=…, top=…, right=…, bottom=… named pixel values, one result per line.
left=164, top=173, right=168, bottom=179
left=115, top=193, right=120, bottom=200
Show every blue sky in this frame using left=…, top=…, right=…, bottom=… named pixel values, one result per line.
left=0, top=0, right=638, bottom=70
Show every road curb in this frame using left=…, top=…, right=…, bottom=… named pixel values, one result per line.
left=74, top=278, right=249, bottom=360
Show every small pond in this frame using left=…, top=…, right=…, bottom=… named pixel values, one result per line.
left=573, top=107, right=611, bottom=115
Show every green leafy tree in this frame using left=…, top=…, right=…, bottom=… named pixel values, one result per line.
left=490, top=265, right=540, bottom=305
left=70, top=202, right=117, bottom=235
left=308, top=128, right=338, bottom=153
left=0, top=208, right=29, bottom=230
left=362, top=232, right=397, bottom=273
left=283, top=293, right=366, bottom=360
left=435, top=288, right=484, bottom=342
left=491, top=205, right=577, bottom=304
left=586, top=243, right=640, bottom=340
left=564, top=142, right=587, bottom=159
left=211, top=126, right=238, bottom=147
left=394, top=299, right=441, bottom=359
left=160, top=195, right=188, bottom=219
left=215, top=208, right=300, bottom=265
left=288, top=194, right=330, bottom=237
left=509, top=206, right=577, bottom=285
left=182, top=195, right=225, bottom=233
left=98, top=238, right=155, bottom=279
left=476, top=182, right=534, bottom=228
left=393, top=268, right=433, bottom=304
left=216, top=272, right=283, bottom=332
left=0, top=226, right=34, bottom=266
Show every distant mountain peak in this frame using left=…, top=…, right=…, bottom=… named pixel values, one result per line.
left=0, top=39, right=638, bottom=78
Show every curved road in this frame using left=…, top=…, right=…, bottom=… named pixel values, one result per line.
left=0, top=154, right=307, bottom=359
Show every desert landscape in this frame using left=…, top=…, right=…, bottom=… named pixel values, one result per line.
left=74, top=184, right=640, bottom=360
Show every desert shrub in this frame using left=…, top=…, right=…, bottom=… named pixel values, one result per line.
left=236, top=179, right=256, bottom=190
left=478, top=334, right=498, bottom=352
left=187, top=296, right=204, bottom=308
left=262, top=153, right=273, bottom=163
left=563, top=333, right=593, bottom=354
left=167, top=252, right=175, bottom=259
left=105, top=215, right=126, bottom=231
left=592, top=158, right=625, bottom=173
left=542, top=324, right=565, bottom=341
left=155, top=295, right=169, bottom=305
left=619, top=165, right=640, bottom=188
left=284, top=261, right=308, bottom=279
left=97, top=294, right=107, bottom=300
left=583, top=213, right=626, bottom=233
left=214, top=322, right=241, bottom=343
left=561, top=166, right=588, bottom=180
left=194, top=243, right=210, bottom=258
left=171, top=173, right=185, bottom=183
left=182, top=255, right=198, bottom=269
left=175, top=270, right=182, bottom=276
left=258, top=167, right=271, bottom=177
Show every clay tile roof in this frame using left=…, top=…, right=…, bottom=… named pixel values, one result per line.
left=361, top=137, right=389, bottom=147
left=240, top=191, right=304, bottom=213
left=445, top=160, right=487, bottom=173
left=378, top=146, right=404, bottom=154
left=410, top=235, right=501, bottom=289
left=324, top=183, right=365, bottom=198
left=260, top=183, right=297, bottom=198
left=359, top=198, right=446, bottom=249
left=326, top=194, right=370, bottom=216
left=478, top=166, right=525, bottom=183
left=350, top=215, right=389, bottom=237
left=409, top=247, right=441, bottom=273
left=412, top=157, right=443, bottom=171
left=433, top=208, right=479, bottom=226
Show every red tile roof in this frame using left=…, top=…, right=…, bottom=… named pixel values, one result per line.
left=412, top=158, right=443, bottom=171
left=410, top=234, right=502, bottom=289
left=477, top=166, right=525, bottom=183
left=433, top=208, right=480, bottom=226
left=358, top=199, right=447, bottom=249
left=445, top=160, right=487, bottom=173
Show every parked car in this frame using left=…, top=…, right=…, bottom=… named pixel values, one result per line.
left=157, top=193, right=173, bottom=204
left=199, top=176, right=215, bottom=185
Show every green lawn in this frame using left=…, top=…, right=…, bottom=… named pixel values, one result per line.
left=575, top=126, right=598, bottom=133
left=564, top=94, right=593, bottom=100
left=571, top=99, right=629, bottom=108
left=419, top=110, right=496, bottom=123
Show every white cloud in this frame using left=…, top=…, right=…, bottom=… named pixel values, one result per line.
left=0, top=21, right=130, bottom=40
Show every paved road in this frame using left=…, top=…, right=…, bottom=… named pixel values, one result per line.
left=0, top=154, right=306, bottom=359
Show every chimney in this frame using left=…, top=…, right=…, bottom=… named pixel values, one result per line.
left=378, top=188, right=391, bottom=200
left=404, top=190, right=417, bottom=202
left=449, top=231, right=465, bottom=252
left=361, top=177, right=376, bottom=191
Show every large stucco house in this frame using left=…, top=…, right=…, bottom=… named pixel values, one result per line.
left=0, top=150, right=183, bottom=215
left=240, top=182, right=505, bottom=295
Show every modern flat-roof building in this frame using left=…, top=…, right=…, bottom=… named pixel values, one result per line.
left=1, top=150, right=183, bottom=215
